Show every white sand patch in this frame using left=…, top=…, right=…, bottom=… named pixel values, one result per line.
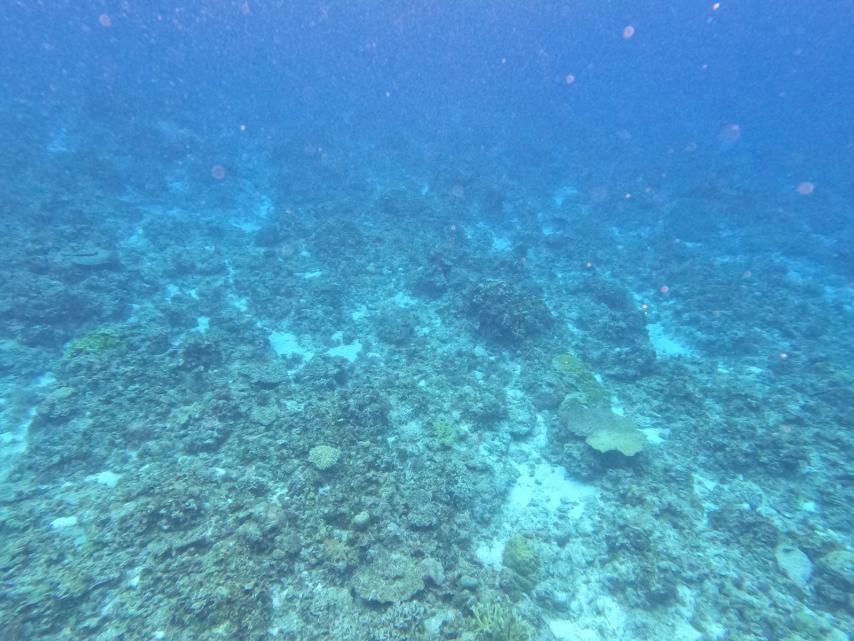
left=326, top=340, right=362, bottom=362
left=647, top=322, right=695, bottom=358
left=508, top=462, right=596, bottom=520
left=269, top=331, right=313, bottom=361
left=0, top=371, right=56, bottom=482
left=801, top=500, right=818, bottom=513
left=51, top=515, right=79, bottom=529
left=546, top=618, right=599, bottom=641
left=87, top=470, right=122, bottom=488
left=193, top=316, right=210, bottom=333
left=639, top=426, right=667, bottom=444
left=351, top=305, right=369, bottom=321
left=230, top=219, right=261, bottom=233
left=254, top=195, right=274, bottom=218
left=475, top=410, right=597, bottom=569
left=491, top=236, right=511, bottom=252
left=553, top=594, right=630, bottom=640
left=0, top=406, right=35, bottom=482
left=393, top=291, right=417, bottom=307
left=486, top=394, right=598, bottom=534
left=673, top=620, right=705, bottom=641
left=692, top=472, right=721, bottom=526
left=552, top=184, right=578, bottom=207
left=475, top=538, right=506, bottom=570
left=165, top=284, right=199, bottom=301
left=228, top=294, right=249, bottom=312
left=50, top=515, right=87, bottom=546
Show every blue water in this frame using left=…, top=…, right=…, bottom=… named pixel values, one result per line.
left=1, top=3, right=852, bottom=641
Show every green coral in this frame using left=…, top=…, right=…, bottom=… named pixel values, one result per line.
left=559, top=402, right=647, bottom=457
left=308, top=445, right=341, bottom=470
left=551, top=353, right=587, bottom=376
left=467, top=602, right=533, bottom=641
left=584, top=415, right=647, bottom=457
left=551, top=352, right=608, bottom=407
left=501, top=535, right=539, bottom=598
left=432, top=417, right=458, bottom=447
left=65, top=327, right=125, bottom=358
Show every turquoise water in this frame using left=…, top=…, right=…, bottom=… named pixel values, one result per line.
left=1, top=3, right=852, bottom=640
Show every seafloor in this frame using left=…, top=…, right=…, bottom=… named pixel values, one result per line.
left=0, top=113, right=852, bottom=641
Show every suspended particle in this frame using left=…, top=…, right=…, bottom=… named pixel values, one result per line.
left=719, top=123, right=742, bottom=143
left=795, top=181, right=815, bottom=195
left=211, top=164, right=226, bottom=180
left=622, top=25, right=636, bottom=39
left=99, top=14, right=112, bottom=27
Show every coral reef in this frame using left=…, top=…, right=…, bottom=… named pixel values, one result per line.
left=0, top=73, right=851, bottom=641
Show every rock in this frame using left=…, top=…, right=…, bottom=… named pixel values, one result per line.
left=815, top=549, right=854, bottom=607
left=351, top=511, right=370, bottom=529
left=420, top=557, right=445, bottom=586
left=352, top=551, right=424, bottom=604
left=53, top=246, right=118, bottom=269
left=459, top=575, right=479, bottom=590
left=775, top=543, right=813, bottom=589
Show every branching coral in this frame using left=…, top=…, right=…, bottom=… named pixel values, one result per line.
left=468, top=602, right=533, bottom=641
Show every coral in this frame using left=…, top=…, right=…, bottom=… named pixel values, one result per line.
left=814, top=549, right=854, bottom=609
left=468, top=279, right=553, bottom=343
left=64, top=326, right=125, bottom=357
left=432, top=417, right=458, bottom=447
left=551, top=352, right=609, bottom=407
left=467, top=602, right=533, bottom=641
left=308, top=445, right=341, bottom=470
left=558, top=402, right=647, bottom=457
left=352, top=551, right=425, bottom=604
left=501, top=535, right=539, bottom=598
left=586, top=422, right=647, bottom=457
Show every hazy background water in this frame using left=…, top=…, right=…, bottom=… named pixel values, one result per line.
left=3, top=1, right=852, bottom=195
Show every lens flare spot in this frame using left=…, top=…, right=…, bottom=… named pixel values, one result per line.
left=719, top=123, right=742, bottom=143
